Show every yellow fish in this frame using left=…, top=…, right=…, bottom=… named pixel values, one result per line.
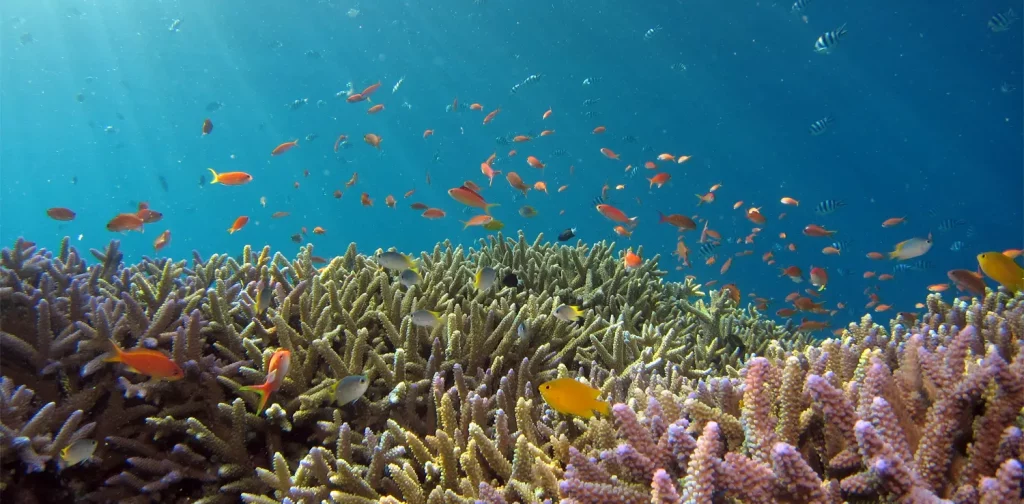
left=538, top=378, right=610, bottom=418
left=977, top=251, right=1024, bottom=293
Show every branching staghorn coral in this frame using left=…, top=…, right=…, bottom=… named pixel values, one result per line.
left=4, top=232, right=971, bottom=503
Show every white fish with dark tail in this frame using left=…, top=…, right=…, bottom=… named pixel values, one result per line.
left=989, top=9, right=1018, bottom=32
left=814, top=24, right=848, bottom=54
left=333, top=375, right=369, bottom=406
left=814, top=199, right=845, bottom=215
left=809, top=115, right=834, bottom=135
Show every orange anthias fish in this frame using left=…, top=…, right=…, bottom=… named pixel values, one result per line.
left=533, top=181, right=548, bottom=194
left=647, top=173, right=671, bottom=189
left=364, top=133, right=383, bottom=149
left=153, top=230, right=171, bottom=251
left=780, top=197, right=799, bottom=206
left=346, top=93, right=365, bottom=103
left=592, top=126, right=606, bottom=134
left=449, top=185, right=500, bottom=214
left=367, top=104, right=385, bottom=114
left=462, top=215, right=494, bottom=229
left=695, top=192, right=715, bottom=205
left=803, top=224, right=837, bottom=237
left=526, top=156, right=545, bottom=169
left=882, top=216, right=906, bottom=227
left=271, top=139, right=299, bottom=156
left=505, top=172, right=530, bottom=196
left=599, top=147, right=620, bottom=160
left=360, top=81, right=382, bottom=97
left=107, top=213, right=145, bottom=233
left=623, top=249, right=642, bottom=270
left=361, top=193, right=373, bottom=206
left=423, top=129, right=434, bottom=139
left=202, top=118, right=213, bottom=135
left=208, top=168, right=253, bottom=186
left=596, top=204, right=637, bottom=226
left=104, top=339, right=184, bottom=381
left=542, top=108, right=552, bottom=119
left=238, top=349, right=291, bottom=413
left=228, top=216, right=249, bottom=234
left=483, top=107, right=501, bottom=125
left=746, top=208, right=766, bottom=225
left=385, top=195, right=396, bottom=208
left=333, top=134, right=348, bottom=152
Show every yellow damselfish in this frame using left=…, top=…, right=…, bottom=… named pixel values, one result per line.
left=538, top=378, right=610, bottom=418
left=977, top=252, right=1024, bottom=293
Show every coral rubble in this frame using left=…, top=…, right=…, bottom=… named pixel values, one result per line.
left=0, top=234, right=1020, bottom=503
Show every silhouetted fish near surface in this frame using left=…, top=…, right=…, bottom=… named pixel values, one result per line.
left=198, top=175, right=206, bottom=188
left=158, top=175, right=169, bottom=192
left=205, top=101, right=223, bottom=112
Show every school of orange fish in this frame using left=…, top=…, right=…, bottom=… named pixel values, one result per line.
left=43, top=78, right=1023, bottom=336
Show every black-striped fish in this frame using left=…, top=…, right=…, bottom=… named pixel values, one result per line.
left=809, top=115, right=834, bottom=135
left=699, top=241, right=718, bottom=258
left=988, top=9, right=1018, bottom=32
left=831, top=240, right=851, bottom=252
left=814, top=24, right=848, bottom=54
left=893, top=259, right=934, bottom=273
left=937, top=218, right=967, bottom=232
left=949, top=240, right=965, bottom=252
left=791, top=0, right=812, bottom=13
left=814, top=199, right=845, bottom=215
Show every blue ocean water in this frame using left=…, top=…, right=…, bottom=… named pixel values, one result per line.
left=1, top=0, right=1020, bottom=328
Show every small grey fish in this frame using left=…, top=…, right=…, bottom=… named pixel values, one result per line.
left=60, top=439, right=98, bottom=468
left=474, top=267, right=497, bottom=291
left=333, top=375, right=369, bottom=406
left=553, top=304, right=584, bottom=322
left=399, top=269, right=421, bottom=288
left=377, top=251, right=417, bottom=271
left=410, top=309, right=442, bottom=328
left=255, top=282, right=273, bottom=315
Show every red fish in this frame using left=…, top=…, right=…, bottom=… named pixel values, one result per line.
left=46, top=207, right=76, bottom=221
left=803, top=224, right=837, bottom=237
left=333, top=134, right=348, bottom=152
left=600, top=147, right=620, bottom=160
left=483, top=107, right=501, bottom=125
left=647, top=173, right=671, bottom=189
left=271, top=139, right=299, bottom=156
left=107, top=213, right=145, bottom=233
left=481, top=162, right=502, bottom=186
left=595, top=204, right=637, bottom=226
left=104, top=339, right=183, bottom=380
left=238, top=349, right=291, bottom=413
left=228, top=216, right=249, bottom=234
left=153, top=230, right=171, bottom=252
left=208, top=168, right=253, bottom=185
left=202, top=118, right=213, bottom=135
left=449, top=185, right=499, bottom=214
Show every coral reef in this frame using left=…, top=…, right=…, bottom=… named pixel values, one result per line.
left=0, top=234, right=1020, bottom=504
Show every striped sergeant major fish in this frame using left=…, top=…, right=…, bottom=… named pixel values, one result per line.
left=937, top=218, right=967, bottom=231
left=989, top=9, right=1018, bottom=32
left=814, top=199, right=845, bottom=215
left=893, top=259, right=934, bottom=273
left=814, top=24, right=848, bottom=54
left=809, top=115, right=834, bottom=135
left=698, top=241, right=718, bottom=258
left=949, top=240, right=965, bottom=252
left=791, top=0, right=812, bottom=13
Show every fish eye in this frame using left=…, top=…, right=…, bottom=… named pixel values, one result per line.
left=360, top=378, right=367, bottom=384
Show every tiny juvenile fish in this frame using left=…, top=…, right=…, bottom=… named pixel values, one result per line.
left=538, top=378, right=610, bottom=418
left=333, top=375, right=370, bottom=406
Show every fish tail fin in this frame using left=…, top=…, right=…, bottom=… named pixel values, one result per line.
left=485, top=203, right=500, bottom=215
left=207, top=168, right=219, bottom=184
left=461, top=221, right=471, bottom=230
left=102, top=339, right=124, bottom=363
left=818, top=285, right=826, bottom=292
left=628, top=216, right=639, bottom=227
left=595, top=400, right=611, bottom=416
left=694, top=194, right=704, bottom=205
left=238, top=382, right=273, bottom=412
left=658, top=211, right=666, bottom=222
